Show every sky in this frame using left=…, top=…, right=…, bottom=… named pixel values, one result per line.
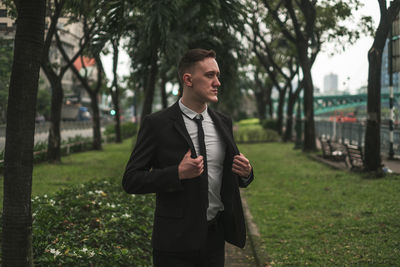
left=312, top=2, right=380, bottom=93
left=104, top=2, right=381, bottom=94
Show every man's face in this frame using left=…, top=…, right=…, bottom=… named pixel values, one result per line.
left=188, top=57, right=221, bottom=104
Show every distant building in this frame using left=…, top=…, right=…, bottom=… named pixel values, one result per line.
left=0, top=4, right=15, bottom=39
left=0, top=4, right=102, bottom=115
left=323, top=73, right=339, bottom=95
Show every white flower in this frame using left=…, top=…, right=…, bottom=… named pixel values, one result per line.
left=122, top=213, right=131, bottom=218
left=50, top=248, right=61, bottom=257
left=95, top=190, right=104, bottom=195
left=44, top=194, right=47, bottom=198
left=82, top=247, right=88, bottom=253
left=131, top=194, right=136, bottom=198
left=89, top=251, right=95, bottom=257
left=106, top=203, right=116, bottom=208
left=88, top=191, right=93, bottom=195
left=49, top=199, right=56, bottom=206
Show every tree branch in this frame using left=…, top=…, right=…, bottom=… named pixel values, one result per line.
left=261, top=0, right=296, bottom=42
left=284, top=0, right=304, bottom=42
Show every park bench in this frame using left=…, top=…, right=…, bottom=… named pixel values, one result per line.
left=319, top=137, right=347, bottom=162
left=345, top=144, right=365, bottom=170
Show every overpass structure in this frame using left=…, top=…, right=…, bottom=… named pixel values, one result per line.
left=313, top=92, right=400, bottom=115
left=273, top=92, right=400, bottom=115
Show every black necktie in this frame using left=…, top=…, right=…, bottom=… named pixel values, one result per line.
left=194, top=114, right=209, bottom=211
left=193, top=114, right=208, bottom=175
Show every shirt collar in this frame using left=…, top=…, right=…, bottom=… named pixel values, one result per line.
left=179, top=99, right=208, bottom=120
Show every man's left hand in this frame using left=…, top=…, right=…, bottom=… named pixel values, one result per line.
left=232, top=153, right=252, bottom=178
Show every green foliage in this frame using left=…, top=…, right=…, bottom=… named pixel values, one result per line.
left=0, top=140, right=152, bottom=265
left=241, top=142, right=400, bottom=266
left=234, top=124, right=279, bottom=143
left=36, top=88, right=51, bottom=119
left=29, top=179, right=153, bottom=266
left=104, top=122, right=138, bottom=141
left=261, top=119, right=279, bottom=131
left=316, top=1, right=373, bottom=50
left=0, top=136, right=94, bottom=170
left=237, top=118, right=260, bottom=126
left=125, top=0, right=247, bottom=116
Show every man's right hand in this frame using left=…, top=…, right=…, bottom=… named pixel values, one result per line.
left=178, top=150, right=204, bottom=179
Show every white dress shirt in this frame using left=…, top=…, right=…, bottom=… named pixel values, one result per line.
left=179, top=100, right=226, bottom=221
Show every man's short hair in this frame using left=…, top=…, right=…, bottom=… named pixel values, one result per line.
left=178, top=49, right=216, bottom=85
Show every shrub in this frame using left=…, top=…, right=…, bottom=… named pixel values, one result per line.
left=28, top=179, right=154, bottom=266
left=104, top=122, right=138, bottom=141
left=237, top=118, right=260, bottom=126
left=234, top=124, right=280, bottom=143
left=261, top=119, right=279, bottom=131
left=61, top=136, right=93, bottom=155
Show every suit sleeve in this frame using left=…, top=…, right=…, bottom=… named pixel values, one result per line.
left=122, top=115, right=183, bottom=194
left=227, top=116, right=254, bottom=188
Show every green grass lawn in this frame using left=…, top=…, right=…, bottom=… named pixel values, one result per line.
left=0, top=139, right=135, bottom=208
left=1, top=138, right=399, bottom=265
left=240, top=142, right=400, bottom=266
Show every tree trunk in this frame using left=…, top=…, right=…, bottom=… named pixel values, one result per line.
left=2, top=0, right=45, bottom=265
left=268, top=99, right=274, bottom=119
left=114, top=101, right=122, bottom=143
left=364, top=0, right=400, bottom=172
left=254, top=72, right=272, bottom=121
left=46, top=77, right=63, bottom=162
left=141, top=51, right=159, bottom=121
left=111, top=39, right=122, bottom=143
left=284, top=82, right=302, bottom=142
left=277, top=88, right=287, bottom=135
left=160, top=71, right=168, bottom=109
left=254, top=90, right=267, bottom=120
left=283, top=90, right=297, bottom=142
left=89, top=91, right=102, bottom=150
left=298, top=44, right=316, bottom=151
left=365, top=47, right=382, bottom=171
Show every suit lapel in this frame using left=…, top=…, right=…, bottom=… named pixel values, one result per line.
left=170, top=102, right=197, bottom=157
left=208, top=108, right=239, bottom=155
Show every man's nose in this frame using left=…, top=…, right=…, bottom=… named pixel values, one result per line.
left=214, top=77, right=221, bottom=87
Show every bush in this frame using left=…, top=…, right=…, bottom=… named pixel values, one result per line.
left=234, top=124, right=280, bottom=143
left=0, top=136, right=94, bottom=168
left=61, top=136, right=93, bottom=155
left=261, top=119, right=279, bottom=131
left=237, top=118, right=260, bottom=126
left=29, top=179, right=154, bottom=266
left=104, top=122, right=138, bottom=141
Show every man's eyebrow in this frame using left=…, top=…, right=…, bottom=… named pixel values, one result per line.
left=205, top=71, right=220, bottom=76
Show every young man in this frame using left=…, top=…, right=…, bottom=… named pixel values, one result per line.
left=122, top=49, right=254, bottom=267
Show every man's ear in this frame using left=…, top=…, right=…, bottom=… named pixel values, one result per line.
left=183, top=73, right=192, bottom=87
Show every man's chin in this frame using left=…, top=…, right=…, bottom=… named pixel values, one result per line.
left=208, top=96, right=218, bottom=103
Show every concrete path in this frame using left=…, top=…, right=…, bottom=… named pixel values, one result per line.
left=225, top=194, right=264, bottom=267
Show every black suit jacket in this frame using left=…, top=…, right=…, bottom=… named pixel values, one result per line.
left=122, top=101, right=254, bottom=252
